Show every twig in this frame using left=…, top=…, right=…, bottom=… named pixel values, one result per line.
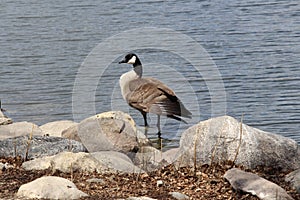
left=24, top=124, right=34, bottom=161
left=160, top=137, right=163, bottom=154
left=231, top=114, right=244, bottom=167
left=13, top=138, right=17, bottom=158
left=193, top=128, right=198, bottom=176
left=70, top=162, right=74, bottom=182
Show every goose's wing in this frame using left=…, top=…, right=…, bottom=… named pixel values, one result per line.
left=127, top=78, right=192, bottom=118
left=126, top=78, right=162, bottom=112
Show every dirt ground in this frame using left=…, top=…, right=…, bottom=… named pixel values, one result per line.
left=0, top=157, right=299, bottom=200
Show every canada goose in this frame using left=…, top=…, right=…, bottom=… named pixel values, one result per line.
left=118, top=53, right=192, bottom=134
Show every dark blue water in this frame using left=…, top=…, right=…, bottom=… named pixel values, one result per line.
left=1, top=0, right=299, bottom=145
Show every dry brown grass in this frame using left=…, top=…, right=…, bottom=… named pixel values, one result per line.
left=1, top=157, right=299, bottom=200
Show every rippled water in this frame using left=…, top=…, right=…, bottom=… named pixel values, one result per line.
left=1, top=0, right=299, bottom=145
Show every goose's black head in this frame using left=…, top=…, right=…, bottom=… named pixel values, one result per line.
left=119, top=53, right=141, bottom=67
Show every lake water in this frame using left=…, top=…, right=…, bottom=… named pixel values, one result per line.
left=1, top=0, right=299, bottom=146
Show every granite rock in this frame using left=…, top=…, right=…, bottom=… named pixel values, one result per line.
left=62, top=124, right=81, bottom=142
left=0, top=121, right=43, bottom=140
left=177, top=116, right=300, bottom=171
left=285, top=169, right=300, bottom=194
left=0, top=135, right=87, bottom=159
left=224, top=168, right=294, bottom=200
left=40, top=120, right=78, bottom=137
left=78, top=111, right=149, bottom=153
left=17, top=176, right=88, bottom=199
left=22, top=151, right=143, bottom=173
left=134, top=146, right=177, bottom=172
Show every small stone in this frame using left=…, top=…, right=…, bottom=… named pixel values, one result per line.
left=196, top=171, right=208, bottom=178
left=0, top=162, right=13, bottom=170
left=169, top=192, right=189, bottom=200
left=156, top=180, right=163, bottom=187
left=127, top=197, right=157, bottom=200
left=87, top=178, right=105, bottom=184
left=140, top=173, right=149, bottom=179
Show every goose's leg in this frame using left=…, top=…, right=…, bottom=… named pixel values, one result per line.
left=157, top=114, right=161, bottom=136
left=142, top=112, right=148, bottom=127
left=141, top=111, right=149, bottom=136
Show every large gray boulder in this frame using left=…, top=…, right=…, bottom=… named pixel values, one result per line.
left=0, top=121, right=43, bottom=140
left=224, top=168, right=294, bottom=200
left=17, top=176, right=88, bottom=199
left=92, top=151, right=144, bottom=173
left=62, top=124, right=81, bottom=141
left=22, top=151, right=106, bottom=173
left=78, top=111, right=149, bottom=153
left=22, top=151, right=143, bottom=173
left=40, top=120, right=78, bottom=137
left=177, top=116, right=300, bottom=171
left=0, top=135, right=87, bottom=159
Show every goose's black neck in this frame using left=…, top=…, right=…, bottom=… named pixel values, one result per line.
left=133, top=57, right=142, bottom=68
left=133, top=64, right=143, bottom=78
left=133, top=57, right=142, bottom=77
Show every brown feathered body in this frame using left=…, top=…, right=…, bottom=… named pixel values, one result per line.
left=119, top=65, right=192, bottom=122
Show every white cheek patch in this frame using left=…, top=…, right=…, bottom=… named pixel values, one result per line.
left=127, top=56, right=136, bottom=64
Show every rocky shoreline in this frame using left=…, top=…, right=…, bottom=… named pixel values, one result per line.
left=0, top=109, right=299, bottom=199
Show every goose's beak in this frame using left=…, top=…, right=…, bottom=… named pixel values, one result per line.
left=118, top=59, right=126, bottom=64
